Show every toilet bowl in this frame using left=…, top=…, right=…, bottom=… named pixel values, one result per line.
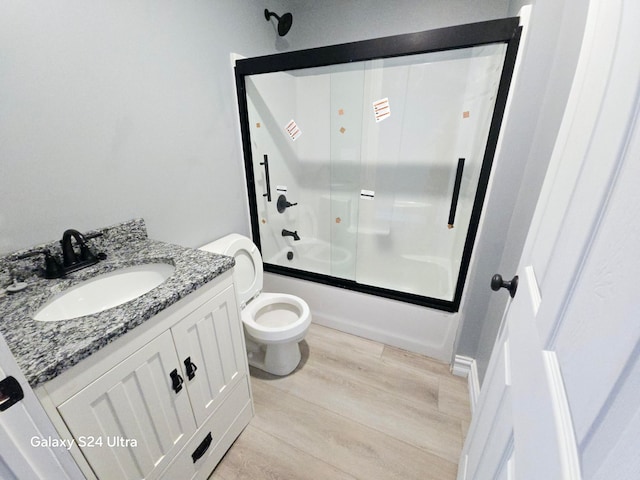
left=200, top=234, right=311, bottom=376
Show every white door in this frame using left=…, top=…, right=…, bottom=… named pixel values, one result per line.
left=0, top=332, right=83, bottom=479
left=459, top=0, right=640, bottom=478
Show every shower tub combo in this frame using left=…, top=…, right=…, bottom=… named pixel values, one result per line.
left=234, top=18, right=522, bottom=359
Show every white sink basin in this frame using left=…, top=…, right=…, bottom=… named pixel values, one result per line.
left=34, top=263, right=175, bottom=321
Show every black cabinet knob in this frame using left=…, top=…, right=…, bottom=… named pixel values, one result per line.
left=491, top=274, right=519, bottom=298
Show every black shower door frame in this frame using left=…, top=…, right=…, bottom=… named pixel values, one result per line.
left=235, top=17, right=522, bottom=312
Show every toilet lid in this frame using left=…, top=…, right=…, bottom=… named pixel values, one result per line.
left=203, top=234, right=263, bottom=307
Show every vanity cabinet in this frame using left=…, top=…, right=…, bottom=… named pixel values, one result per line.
left=36, top=273, right=252, bottom=480
left=58, top=330, right=196, bottom=479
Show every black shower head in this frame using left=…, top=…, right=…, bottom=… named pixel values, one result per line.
left=264, top=9, right=293, bottom=37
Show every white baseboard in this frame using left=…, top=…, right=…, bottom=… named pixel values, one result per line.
left=452, top=355, right=480, bottom=413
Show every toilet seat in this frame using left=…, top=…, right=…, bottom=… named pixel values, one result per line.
left=242, top=292, right=310, bottom=344
left=200, top=233, right=312, bottom=376
left=199, top=234, right=311, bottom=341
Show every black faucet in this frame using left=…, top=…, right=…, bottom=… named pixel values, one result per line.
left=14, top=230, right=105, bottom=279
left=61, top=229, right=96, bottom=266
left=58, top=229, right=106, bottom=274
left=281, top=229, right=300, bottom=241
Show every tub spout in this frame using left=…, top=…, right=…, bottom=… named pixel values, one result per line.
left=282, top=229, right=300, bottom=241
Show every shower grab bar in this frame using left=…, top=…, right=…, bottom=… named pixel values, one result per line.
left=260, top=154, right=272, bottom=202
left=448, top=158, right=465, bottom=229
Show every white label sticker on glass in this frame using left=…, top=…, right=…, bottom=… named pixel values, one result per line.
left=373, top=98, right=391, bottom=123
left=360, top=189, right=375, bottom=200
left=285, top=119, right=302, bottom=141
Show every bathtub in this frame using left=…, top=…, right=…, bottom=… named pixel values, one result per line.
left=266, top=237, right=353, bottom=276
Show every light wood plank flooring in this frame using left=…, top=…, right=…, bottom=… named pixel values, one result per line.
left=211, top=324, right=470, bottom=480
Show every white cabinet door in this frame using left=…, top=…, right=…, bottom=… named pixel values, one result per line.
left=171, top=285, right=247, bottom=426
left=58, top=330, right=197, bottom=480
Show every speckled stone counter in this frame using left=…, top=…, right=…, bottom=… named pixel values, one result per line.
left=0, top=219, right=234, bottom=387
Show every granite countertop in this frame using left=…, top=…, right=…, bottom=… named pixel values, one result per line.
left=0, top=219, right=234, bottom=388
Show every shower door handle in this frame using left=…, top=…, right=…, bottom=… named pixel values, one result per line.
left=448, top=158, right=465, bottom=228
left=261, top=154, right=272, bottom=202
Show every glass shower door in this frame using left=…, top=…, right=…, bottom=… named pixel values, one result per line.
left=236, top=17, right=521, bottom=311
left=347, top=45, right=508, bottom=301
left=245, top=68, right=334, bottom=276
left=329, top=64, right=365, bottom=281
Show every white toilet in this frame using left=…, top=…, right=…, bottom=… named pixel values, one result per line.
left=200, top=234, right=311, bottom=376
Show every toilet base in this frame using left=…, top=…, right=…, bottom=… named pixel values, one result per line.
left=245, top=337, right=302, bottom=376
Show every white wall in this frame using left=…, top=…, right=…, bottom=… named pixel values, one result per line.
left=282, top=0, right=510, bottom=49
left=0, top=0, right=287, bottom=254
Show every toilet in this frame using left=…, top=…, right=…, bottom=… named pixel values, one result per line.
left=199, top=234, right=311, bottom=376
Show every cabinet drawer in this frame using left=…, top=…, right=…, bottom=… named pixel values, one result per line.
left=160, top=377, right=253, bottom=480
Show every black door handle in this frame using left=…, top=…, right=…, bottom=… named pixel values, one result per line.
left=184, top=357, right=198, bottom=381
left=169, top=369, right=184, bottom=393
left=491, top=274, right=519, bottom=298
left=448, top=158, right=465, bottom=228
left=260, top=154, right=272, bottom=202
left=0, top=376, right=24, bottom=412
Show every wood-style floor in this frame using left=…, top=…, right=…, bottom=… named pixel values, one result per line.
left=210, top=323, right=470, bottom=480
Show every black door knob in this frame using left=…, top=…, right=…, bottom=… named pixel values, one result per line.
left=491, top=274, right=519, bottom=298
left=0, top=376, right=24, bottom=411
